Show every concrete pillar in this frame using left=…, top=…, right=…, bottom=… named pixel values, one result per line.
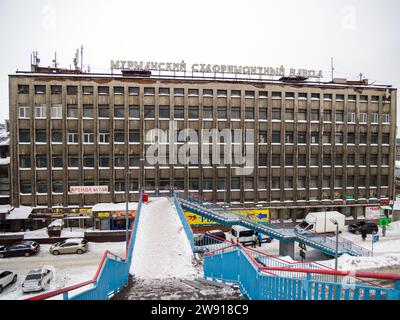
left=279, top=240, right=295, bottom=258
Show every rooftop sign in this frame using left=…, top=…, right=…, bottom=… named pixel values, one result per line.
left=110, top=60, right=323, bottom=79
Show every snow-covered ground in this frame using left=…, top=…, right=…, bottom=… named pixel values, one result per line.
left=130, top=197, right=200, bottom=279
left=0, top=241, right=125, bottom=300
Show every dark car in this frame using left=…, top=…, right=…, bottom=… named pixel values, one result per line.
left=0, top=241, right=40, bottom=258
left=194, top=230, right=226, bottom=246
left=348, top=221, right=379, bottom=235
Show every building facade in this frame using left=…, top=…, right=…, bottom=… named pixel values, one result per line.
left=9, top=70, right=397, bottom=220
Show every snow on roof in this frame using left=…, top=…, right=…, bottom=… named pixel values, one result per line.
left=91, top=202, right=138, bottom=212
left=5, top=206, right=33, bottom=220
left=64, top=238, right=84, bottom=243
left=48, top=219, right=63, bottom=227
left=0, top=204, right=12, bottom=213
left=0, top=157, right=10, bottom=165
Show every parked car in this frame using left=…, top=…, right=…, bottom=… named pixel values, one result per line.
left=22, top=267, right=53, bottom=293
left=348, top=221, right=379, bottom=235
left=0, top=271, right=17, bottom=293
left=0, top=241, right=40, bottom=258
left=194, top=230, right=226, bottom=246
left=49, top=238, right=88, bottom=255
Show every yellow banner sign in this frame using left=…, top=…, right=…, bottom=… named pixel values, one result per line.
left=184, top=209, right=270, bottom=225
left=98, top=212, right=110, bottom=218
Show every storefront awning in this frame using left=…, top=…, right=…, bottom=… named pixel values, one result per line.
left=380, top=206, right=392, bottom=210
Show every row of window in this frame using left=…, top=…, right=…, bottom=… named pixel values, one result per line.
left=18, top=104, right=391, bottom=123
left=18, top=84, right=388, bottom=102
left=18, top=175, right=390, bottom=194
left=18, top=128, right=391, bottom=145
left=19, top=152, right=390, bottom=168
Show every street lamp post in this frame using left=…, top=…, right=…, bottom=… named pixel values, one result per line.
left=125, top=170, right=131, bottom=252
left=330, top=218, right=339, bottom=271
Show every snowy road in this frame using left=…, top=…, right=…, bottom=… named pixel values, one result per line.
left=0, top=242, right=126, bottom=300
left=130, top=197, right=200, bottom=279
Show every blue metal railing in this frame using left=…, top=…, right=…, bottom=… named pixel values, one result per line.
left=204, top=245, right=400, bottom=300
left=173, top=193, right=194, bottom=251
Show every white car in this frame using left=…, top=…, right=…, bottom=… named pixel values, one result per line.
left=0, top=270, right=17, bottom=293
left=22, top=267, right=53, bottom=293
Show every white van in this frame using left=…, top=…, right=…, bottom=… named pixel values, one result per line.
left=295, top=211, right=345, bottom=235
left=230, top=225, right=272, bottom=245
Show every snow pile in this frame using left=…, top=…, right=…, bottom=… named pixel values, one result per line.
left=321, top=253, right=400, bottom=271
left=388, top=221, right=400, bottom=232
left=130, top=197, right=199, bottom=280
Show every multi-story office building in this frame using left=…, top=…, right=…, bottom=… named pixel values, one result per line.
left=9, top=67, right=397, bottom=220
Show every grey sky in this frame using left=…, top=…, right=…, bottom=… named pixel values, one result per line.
left=0, top=0, right=399, bottom=131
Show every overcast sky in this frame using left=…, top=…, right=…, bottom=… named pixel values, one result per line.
left=0, top=0, right=399, bottom=131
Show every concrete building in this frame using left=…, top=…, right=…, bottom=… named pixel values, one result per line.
left=8, top=67, right=397, bottom=221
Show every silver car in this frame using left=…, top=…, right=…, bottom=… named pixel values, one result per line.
left=22, top=267, right=53, bottom=293
left=0, top=270, right=17, bottom=293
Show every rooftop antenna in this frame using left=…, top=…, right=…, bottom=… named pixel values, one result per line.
left=331, top=57, right=335, bottom=81
left=80, top=45, right=83, bottom=72
left=73, top=48, right=79, bottom=70
left=52, top=52, right=58, bottom=68
left=359, top=72, right=363, bottom=82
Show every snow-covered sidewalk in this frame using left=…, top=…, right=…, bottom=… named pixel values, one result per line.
left=130, top=197, right=199, bottom=279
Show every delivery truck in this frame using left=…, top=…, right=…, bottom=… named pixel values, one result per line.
left=295, top=211, right=345, bottom=235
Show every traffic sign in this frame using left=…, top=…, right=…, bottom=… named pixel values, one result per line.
left=373, top=234, right=379, bottom=243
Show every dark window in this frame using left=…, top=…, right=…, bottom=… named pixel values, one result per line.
left=144, top=105, right=155, bottom=118
left=18, top=85, right=29, bottom=94
left=360, top=133, right=367, bottom=144
left=217, top=89, right=227, bottom=97
left=231, top=90, right=241, bottom=97
left=259, top=91, right=268, bottom=98
left=231, top=177, right=240, bottom=190
left=114, top=105, right=125, bottom=118
left=335, top=155, right=343, bottom=166
left=129, top=87, right=139, bottom=96
left=298, top=109, right=307, bottom=121
left=203, top=89, right=213, bottom=96
left=174, top=106, right=184, bottom=119
left=189, top=106, right=199, bottom=119
left=311, top=132, right=319, bottom=144
left=298, top=93, right=307, bottom=99
left=83, top=105, right=93, bottom=118
left=174, top=88, right=184, bottom=96
left=114, top=130, right=125, bottom=142
left=259, top=154, right=268, bottom=166
left=298, top=154, right=306, bottom=166
left=245, top=108, right=254, bottom=119
left=52, top=130, right=62, bottom=143
left=68, top=155, right=79, bottom=167
left=83, top=155, right=94, bottom=167
left=67, top=86, right=77, bottom=95
left=114, top=155, right=125, bottom=167
left=298, top=132, right=307, bottom=144
left=336, top=94, right=344, bottom=101
left=82, top=86, right=93, bottom=95
left=272, top=154, right=280, bottom=166
left=323, top=110, right=332, bottom=121
left=323, top=154, right=331, bottom=166
left=98, top=105, right=109, bottom=118
left=159, top=88, right=170, bottom=95
left=347, top=133, right=356, bottom=144
left=311, top=93, right=320, bottom=99
left=129, top=105, right=140, bottom=118
left=231, top=107, right=240, bottom=119
left=347, top=154, right=355, bottom=166
left=371, top=133, right=378, bottom=144
left=259, top=108, right=267, bottom=120
left=19, top=129, right=30, bottom=143
left=52, top=156, right=63, bottom=168
left=36, top=129, right=46, bottom=143
left=35, top=85, right=46, bottom=94
left=218, top=106, right=227, bottom=119
left=272, top=109, right=281, bottom=120
left=272, top=132, right=280, bottom=143
left=129, top=129, right=140, bottom=142
left=285, top=132, right=294, bottom=144
left=51, top=85, right=62, bottom=94
left=19, top=155, right=31, bottom=168
left=272, top=92, right=281, bottom=99
left=324, top=94, right=332, bottom=100
left=144, top=87, right=154, bottom=95
left=382, top=133, right=390, bottom=144
left=98, top=86, right=109, bottom=95
left=203, top=106, right=213, bottom=119
left=20, top=181, right=32, bottom=194
left=114, top=86, right=124, bottom=95
left=159, top=105, right=170, bottom=119
left=37, top=181, right=47, bottom=193
left=129, top=155, right=140, bottom=167
left=36, top=155, right=47, bottom=168
left=99, top=155, right=109, bottom=167
left=285, top=155, right=294, bottom=166
left=67, top=104, right=78, bottom=118
left=245, top=90, right=255, bottom=97
left=188, top=89, right=199, bottom=96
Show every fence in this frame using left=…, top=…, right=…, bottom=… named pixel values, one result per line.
left=204, top=242, right=400, bottom=300
left=26, top=192, right=143, bottom=300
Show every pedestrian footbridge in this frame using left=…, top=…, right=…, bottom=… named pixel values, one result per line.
left=175, top=192, right=371, bottom=258
left=25, top=189, right=400, bottom=301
